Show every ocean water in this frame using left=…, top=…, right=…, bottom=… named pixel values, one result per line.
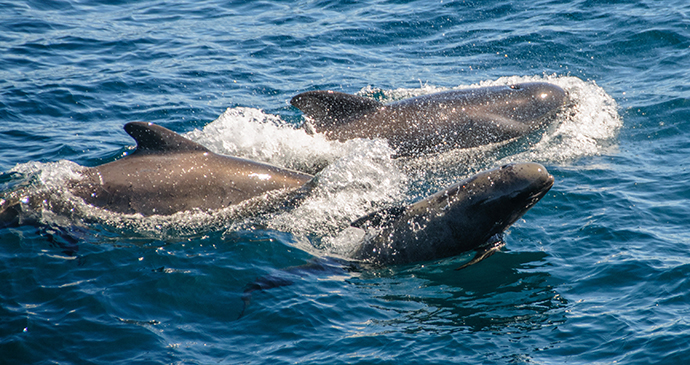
left=1, top=0, right=689, bottom=363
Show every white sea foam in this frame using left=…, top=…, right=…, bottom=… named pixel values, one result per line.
left=183, top=107, right=343, bottom=174
left=3, top=75, right=621, bottom=253
left=491, top=75, right=622, bottom=164
left=266, top=137, right=405, bottom=240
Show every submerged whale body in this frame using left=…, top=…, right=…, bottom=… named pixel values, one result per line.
left=291, top=82, right=567, bottom=156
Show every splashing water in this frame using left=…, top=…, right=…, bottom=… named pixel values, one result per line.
left=2, top=75, right=620, bottom=256
left=385, top=75, right=621, bottom=192
left=183, top=107, right=342, bottom=174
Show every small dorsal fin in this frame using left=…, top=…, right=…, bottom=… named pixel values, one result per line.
left=350, top=205, right=407, bottom=229
left=290, top=90, right=383, bottom=129
left=124, top=122, right=210, bottom=154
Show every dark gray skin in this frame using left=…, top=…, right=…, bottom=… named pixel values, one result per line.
left=240, top=162, right=554, bottom=316
left=291, top=82, right=567, bottom=156
left=69, top=122, right=314, bottom=216
left=349, top=162, right=554, bottom=265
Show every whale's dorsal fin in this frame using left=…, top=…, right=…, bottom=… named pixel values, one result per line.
left=350, top=205, right=407, bottom=229
left=124, top=122, right=210, bottom=154
left=291, top=90, right=383, bottom=129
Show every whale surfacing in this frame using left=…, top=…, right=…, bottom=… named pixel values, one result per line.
left=67, top=122, right=314, bottom=216
left=239, top=162, right=555, bottom=316
left=291, top=82, right=567, bottom=156
left=350, top=162, right=554, bottom=265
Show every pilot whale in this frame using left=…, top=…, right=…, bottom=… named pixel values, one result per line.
left=70, top=122, right=314, bottom=216
left=240, top=162, right=554, bottom=316
left=0, top=122, right=313, bottom=223
left=291, top=82, right=567, bottom=156
left=2, top=123, right=553, bottom=268
left=349, top=162, right=554, bottom=265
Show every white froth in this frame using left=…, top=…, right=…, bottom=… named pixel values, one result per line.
left=491, top=75, right=621, bottom=165
left=11, top=160, right=85, bottom=187
left=183, top=107, right=344, bottom=174
left=4, top=75, right=621, bottom=254
left=267, top=137, right=405, bottom=242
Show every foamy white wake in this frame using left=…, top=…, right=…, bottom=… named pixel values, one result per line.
left=4, top=75, right=621, bottom=253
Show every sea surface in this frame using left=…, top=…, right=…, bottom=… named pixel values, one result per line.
left=1, top=0, right=689, bottom=364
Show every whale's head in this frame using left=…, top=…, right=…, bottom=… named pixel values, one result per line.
left=441, top=162, right=555, bottom=238
left=351, top=163, right=554, bottom=265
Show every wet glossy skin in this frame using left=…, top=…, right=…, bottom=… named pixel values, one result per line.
left=350, top=162, right=554, bottom=265
left=292, top=83, right=567, bottom=156
left=71, top=122, right=313, bottom=216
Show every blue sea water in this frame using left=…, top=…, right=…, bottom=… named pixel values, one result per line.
left=1, top=0, right=689, bottom=363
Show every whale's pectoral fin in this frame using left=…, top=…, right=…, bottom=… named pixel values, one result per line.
left=290, top=90, right=383, bottom=129
left=455, top=234, right=505, bottom=270
left=124, top=122, right=210, bottom=155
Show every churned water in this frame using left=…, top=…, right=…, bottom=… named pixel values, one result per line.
left=1, top=0, right=689, bottom=364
